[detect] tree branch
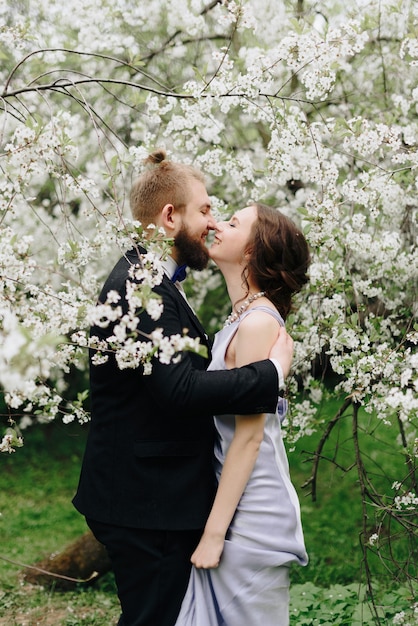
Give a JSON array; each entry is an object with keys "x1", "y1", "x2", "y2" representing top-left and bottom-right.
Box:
[{"x1": 301, "y1": 395, "x2": 353, "y2": 501}]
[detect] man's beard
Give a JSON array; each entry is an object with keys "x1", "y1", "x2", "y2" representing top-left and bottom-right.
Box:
[{"x1": 174, "y1": 224, "x2": 210, "y2": 271}]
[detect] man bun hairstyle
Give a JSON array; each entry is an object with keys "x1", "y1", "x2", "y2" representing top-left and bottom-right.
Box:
[
  {"x1": 143, "y1": 148, "x2": 168, "y2": 167},
  {"x1": 130, "y1": 149, "x2": 205, "y2": 226}
]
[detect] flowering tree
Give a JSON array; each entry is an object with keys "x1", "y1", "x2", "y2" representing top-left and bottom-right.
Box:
[{"x1": 1, "y1": 0, "x2": 417, "y2": 618}]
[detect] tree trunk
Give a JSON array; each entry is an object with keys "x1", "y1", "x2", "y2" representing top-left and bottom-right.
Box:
[{"x1": 22, "y1": 530, "x2": 111, "y2": 590}]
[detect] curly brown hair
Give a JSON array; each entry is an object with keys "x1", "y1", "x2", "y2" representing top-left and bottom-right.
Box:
[{"x1": 242, "y1": 203, "x2": 310, "y2": 320}]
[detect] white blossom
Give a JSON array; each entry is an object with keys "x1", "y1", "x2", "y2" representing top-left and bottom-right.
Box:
[
  {"x1": 0, "y1": 1, "x2": 416, "y2": 529},
  {"x1": 394, "y1": 491, "x2": 418, "y2": 511}
]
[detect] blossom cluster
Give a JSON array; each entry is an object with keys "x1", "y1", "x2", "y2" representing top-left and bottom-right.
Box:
[
  {"x1": 87, "y1": 254, "x2": 206, "y2": 374},
  {"x1": 0, "y1": 0, "x2": 416, "y2": 474}
]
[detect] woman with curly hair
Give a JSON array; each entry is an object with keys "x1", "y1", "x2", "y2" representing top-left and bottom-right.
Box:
[{"x1": 176, "y1": 203, "x2": 310, "y2": 626}]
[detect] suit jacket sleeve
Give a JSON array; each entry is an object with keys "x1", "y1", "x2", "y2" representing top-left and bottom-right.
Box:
[{"x1": 128, "y1": 276, "x2": 280, "y2": 416}]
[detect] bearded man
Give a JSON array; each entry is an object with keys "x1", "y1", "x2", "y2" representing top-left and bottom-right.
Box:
[{"x1": 73, "y1": 150, "x2": 292, "y2": 626}]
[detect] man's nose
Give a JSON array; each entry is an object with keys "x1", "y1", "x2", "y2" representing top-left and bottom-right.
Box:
[{"x1": 207, "y1": 212, "x2": 217, "y2": 230}]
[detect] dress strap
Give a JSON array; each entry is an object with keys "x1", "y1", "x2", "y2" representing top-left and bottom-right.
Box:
[{"x1": 240, "y1": 306, "x2": 285, "y2": 326}]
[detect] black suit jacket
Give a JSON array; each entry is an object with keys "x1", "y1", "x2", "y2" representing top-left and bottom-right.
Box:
[{"x1": 73, "y1": 248, "x2": 279, "y2": 530}]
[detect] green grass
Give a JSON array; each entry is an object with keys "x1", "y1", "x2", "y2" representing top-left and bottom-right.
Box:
[
  {"x1": 290, "y1": 426, "x2": 365, "y2": 588},
  {"x1": 289, "y1": 581, "x2": 417, "y2": 625},
  {"x1": 1, "y1": 422, "x2": 88, "y2": 568},
  {"x1": 288, "y1": 397, "x2": 415, "y2": 587},
  {"x1": 286, "y1": 397, "x2": 417, "y2": 624},
  {"x1": 0, "y1": 421, "x2": 121, "y2": 624},
  {"x1": 0, "y1": 404, "x2": 416, "y2": 625}
]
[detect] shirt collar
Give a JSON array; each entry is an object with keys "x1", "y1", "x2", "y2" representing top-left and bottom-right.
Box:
[{"x1": 161, "y1": 255, "x2": 178, "y2": 280}]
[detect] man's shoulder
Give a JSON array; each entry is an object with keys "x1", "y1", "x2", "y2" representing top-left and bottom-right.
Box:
[
  {"x1": 106, "y1": 247, "x2": 151, "y2": 279},
  {"x1": 100, "y1": 249, "x2": 173, "y2": 300},
  {"x1": 119, "y1": 246, "x2": 145, "y2": 265}
]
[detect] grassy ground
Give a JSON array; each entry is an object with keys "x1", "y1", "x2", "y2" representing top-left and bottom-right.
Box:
[
  {"x1": 0, "y1": 403, "x2": 416, "y2": 625},
  {"x1": 0, "y1": 421, "x2": 120, "y2": 625}
]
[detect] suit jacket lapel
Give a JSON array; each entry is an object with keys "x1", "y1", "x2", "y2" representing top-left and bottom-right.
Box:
[{"x1": 165, "y1": 275, "x2": 210, "y2": 348}]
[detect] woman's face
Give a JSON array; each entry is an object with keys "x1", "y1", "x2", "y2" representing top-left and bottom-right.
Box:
[{"x1": 209, "y1": 205, "x2": 257, "y2": 266}]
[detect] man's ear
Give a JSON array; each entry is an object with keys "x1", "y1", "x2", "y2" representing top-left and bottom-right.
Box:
[{"x1": 161, "y1": 204, "x2": 177, "y2": 234}]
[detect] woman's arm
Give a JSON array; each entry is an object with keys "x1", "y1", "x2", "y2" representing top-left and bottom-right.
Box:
[{"x1": 191, "y1": 311, "x2": 281, "y2": 569}]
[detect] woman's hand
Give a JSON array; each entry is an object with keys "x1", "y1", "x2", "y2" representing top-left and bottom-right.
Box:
[
  {"x1": 269, "y1": 326, "x2": 294, "y2": 379},
  {"x1": 190, "y1": 532, "x2": 224, "y2": 569}
]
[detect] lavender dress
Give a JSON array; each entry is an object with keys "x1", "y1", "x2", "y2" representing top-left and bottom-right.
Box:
[{"x1": 175, "y1": 307, "x2": 308, "y2": 626}]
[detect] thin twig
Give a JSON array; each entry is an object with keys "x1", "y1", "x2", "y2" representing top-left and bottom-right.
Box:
[
  {"x1": 0, "y1": 554, "x2": 98, "y2": 584},
  {"x1": 301, "y1": 395, "x2": 352, "y2": 501},
  {"x1": 352, "y1": 402, "x2": 381, "y2": 623}
]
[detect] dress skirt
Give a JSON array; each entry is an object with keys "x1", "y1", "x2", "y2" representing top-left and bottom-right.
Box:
[
  {"x1": 175, "y1": 307, "x2": 308, "y2": 626},
  {"x1": 176, "y1": 540, "x2": 291, "y2": 626}
]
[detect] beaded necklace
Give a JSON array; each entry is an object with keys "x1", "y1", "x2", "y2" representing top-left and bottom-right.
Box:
[{"x1": 224, "y1": 291, "x2": 265, "y2": 326}]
